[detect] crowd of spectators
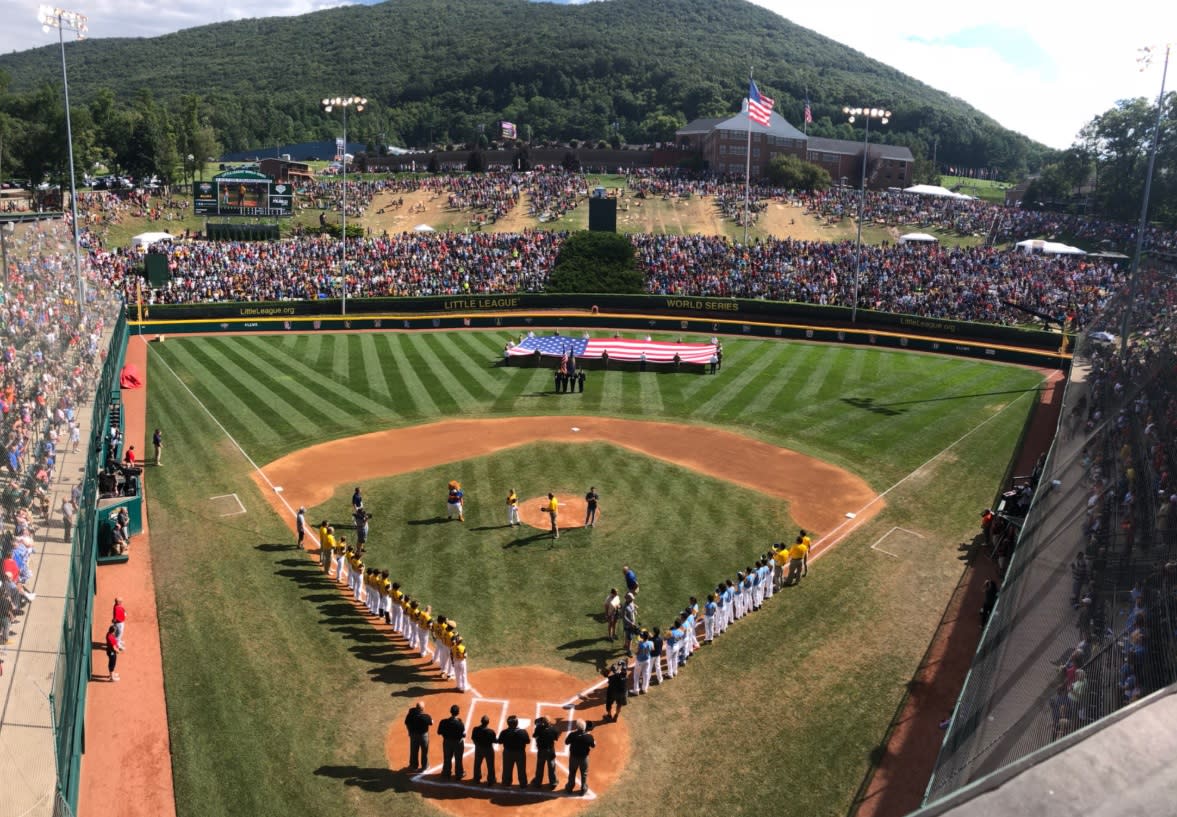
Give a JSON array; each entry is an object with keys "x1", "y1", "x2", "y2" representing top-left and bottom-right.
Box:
[{"x1": 1, "y1": 219, "x2": 119, "y2": 650}]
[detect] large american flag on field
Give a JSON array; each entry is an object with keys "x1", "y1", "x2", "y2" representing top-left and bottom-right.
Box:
[
  {"x1": 506, "y1": 335, "x2": 716, "y2": 364},
  {"x1": 748, "y1": 80, "x2": 774, "y2": 127}
]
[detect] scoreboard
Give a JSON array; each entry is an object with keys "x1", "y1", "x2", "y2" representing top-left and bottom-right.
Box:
[{"x1": 194, "y1": 170, "x2": 293, "y2": 217}]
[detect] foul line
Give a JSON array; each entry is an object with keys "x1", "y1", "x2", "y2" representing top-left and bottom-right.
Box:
[
  {"x1": 149, "y1": 344, "x2": 484, "y2": 696},
  {"x1": 870, "y1": 526, "x2": 926, "y2": 558},
  {"x1": 812, "y1": 388, "x2": 1036, "y2": 559}
]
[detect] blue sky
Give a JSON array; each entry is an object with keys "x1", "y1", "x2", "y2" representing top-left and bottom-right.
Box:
[{"x1": 3, "y1": 0, "x2": 1174, "y2": 150}]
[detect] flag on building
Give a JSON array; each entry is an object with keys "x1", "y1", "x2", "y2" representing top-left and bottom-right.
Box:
[
  {"x1": 804, "y1": 97, "x2": 813, "y2": 124},
  {"x1": 501, "y1": 121, "x2": 517, "y2": 140},
  {"x1": 748, "y1": 80, "x2": 774, "y2": 126}
]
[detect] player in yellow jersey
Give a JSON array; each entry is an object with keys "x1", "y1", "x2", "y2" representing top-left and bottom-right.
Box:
[
  {"x1": 546, "y1": 492, "x2": 560, "y2": 539},
  {"x1": 451, "y1": 635, "x2": 468, "y2": 692},
  {"x1": 334, "y1": 538, "x2": 348, "y2": 584},
  {"x1": 799, "y1": 529, "x2": 812, "y2": 577},
  {"x1": 418, "y1": 605, "x2": 433, "y2": 658},
  {"x1": 391, "y1": 584, "x2": 405, "y2": 633},
  {"x1": 506, "y1": 489, "x2": 520, "y2": 527},
  {"x1": 320, "y1": 522, "x2": 333, "y2": 572}
]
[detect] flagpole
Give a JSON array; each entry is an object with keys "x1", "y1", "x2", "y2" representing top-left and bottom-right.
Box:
[
  {"x1": 744, "y1": 67, "x2": 753, "y2": 246},
  {"x1": 804, "y1": 87, "x2": 809, "y2": 137}
]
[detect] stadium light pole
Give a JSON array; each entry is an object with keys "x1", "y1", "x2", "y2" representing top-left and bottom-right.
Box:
[
  {"x1": 39, "y1": 5, "x2": 88, "y2": 317},
  {"x1": 843, "y1": 106, "x2": 890, "y2": 323},
  {"x1": 1119, "y1": 44, "x2": 1170, "y2": 362},
  {"x1": 321, "y1": 96, "x2": 366, "y2": 316}
]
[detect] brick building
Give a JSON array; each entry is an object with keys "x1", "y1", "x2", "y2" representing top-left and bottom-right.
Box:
[{"x1": 677, "y1": 101, "x2": 913, "y2": 189}]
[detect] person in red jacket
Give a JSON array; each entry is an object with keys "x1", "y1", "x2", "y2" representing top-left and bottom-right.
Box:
[
  {"x1": 112, "y1": 597, "x2": 127, "y2": 649},
  {"x1": 104, "y1": 624, "x2": 123, "y2": 681}
]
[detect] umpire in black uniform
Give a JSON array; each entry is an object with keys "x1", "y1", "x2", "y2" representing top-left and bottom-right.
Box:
[
  {"x1": 404, "y1": 701, "x2": 433, "y2": 771},
  {"x1": 438, "y1": 704, "x2": 466, "y2": 778},
  {"x1": 531, "y1": 716, "x2": 559, "y2": 787},
  {"x1": 497, "y1": 714, "x2": 531, "y2": 788},
  {"x1": 471, "y1": 714, "x2": 498, "y2": 784}
]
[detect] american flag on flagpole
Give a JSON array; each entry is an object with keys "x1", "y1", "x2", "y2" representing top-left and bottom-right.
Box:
[
  {"x1": 748, "y1": 80, "x2": 774, "y2": 127},
  {"x1": 559, "y1": 347, "x2": 569, "y2": 374},
  {"x1": 804, "y1": 98, "x2": 813, "y2": 124}
]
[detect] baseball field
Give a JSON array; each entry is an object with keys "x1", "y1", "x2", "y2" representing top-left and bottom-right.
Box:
[{"x1": 138, "y1": 329, "x2": 1045, "y2": 817}]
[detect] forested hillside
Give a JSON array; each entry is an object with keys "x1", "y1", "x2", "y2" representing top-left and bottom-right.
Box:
[{"x1": 0, "y1": 0, "x2": 1045, "y2": 179}]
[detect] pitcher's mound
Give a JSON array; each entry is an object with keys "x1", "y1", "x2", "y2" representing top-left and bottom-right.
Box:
[
  {"x1": 388, "y1": 665, "x2": 630, "y2": 816},
  {"x1": 518, "y1": 495, "x2": 591, "y2": 531}
]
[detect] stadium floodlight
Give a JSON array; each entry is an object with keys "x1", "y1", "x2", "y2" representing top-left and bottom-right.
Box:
[
  {"x1": 1120, "y1": 43, "x2": 1170, "y2": 361},
  {"x1": 842, "y1": 105, "x2": 892, "y2": 323},
  {"x1": 39, "y1": 5, "x2": 88, "y2": 316},
  {"x1": 320, "y1": 95, "x2": 367, "y2": 315}
]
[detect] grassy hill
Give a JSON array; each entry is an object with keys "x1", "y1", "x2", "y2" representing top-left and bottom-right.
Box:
[{"x1": 0, "y1": 0, "x2": 1045, "y2": 174}]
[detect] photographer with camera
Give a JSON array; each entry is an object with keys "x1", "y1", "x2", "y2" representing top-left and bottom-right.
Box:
[{"x1": 603, "y1": 659, "x2": 628, "y2": 721}]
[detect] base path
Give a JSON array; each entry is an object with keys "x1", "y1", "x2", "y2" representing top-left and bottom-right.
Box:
[{"x1": 257, "y1": 416, "x2": 879, "y2": 537}]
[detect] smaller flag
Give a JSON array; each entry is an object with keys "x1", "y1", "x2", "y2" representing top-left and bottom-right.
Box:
[
  {"x1": 501, "y1": 121, "x2": 517, "y2": 140},
  {"x1": 804, "y1": 98, "x2": 813, "y2": 124},
  {"x1": 559, "y1": 348, "x2": 569, "y2": 375},
  {"x1": 748, "y1": 80, "x2": 774, "y2": 126}
]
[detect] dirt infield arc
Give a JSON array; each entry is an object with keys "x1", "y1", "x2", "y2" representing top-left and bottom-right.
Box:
[{"x1": 257, "y1": 416, "x2": 880, "y2": 537}]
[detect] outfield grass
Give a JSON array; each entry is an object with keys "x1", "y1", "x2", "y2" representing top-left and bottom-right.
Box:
[{"x1": 144, "y1": 332, "x2": 1043, "y2": 817}]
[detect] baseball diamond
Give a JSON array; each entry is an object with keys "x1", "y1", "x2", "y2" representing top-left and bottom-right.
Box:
[{"x1": 75, "y1": 324, "x2": 1050, "y2": 817}]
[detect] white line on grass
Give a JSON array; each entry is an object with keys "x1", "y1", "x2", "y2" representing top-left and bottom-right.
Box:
[
  {"x1": 813, "y1": 388, "x2": 1036, "y2": 559},
  {"x1": 869, "y1": 526, "x2": 925, "y2": 558},
  {"x1": 150, "y1": 345, "x2": 486, "y2": 694},
  {"x1": 209, "y1": 492, "x2": 247, "y2": 516}
]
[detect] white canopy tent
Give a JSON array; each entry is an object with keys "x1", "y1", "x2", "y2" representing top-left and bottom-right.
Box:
[
  {"x1": 903, "y1": 184, "x2": 975, "y2": 201},
  {"x1": 412, "y1": 224, "x2": 436, "y2": 232},
  {"x1": 129, "y1": 231, "x2": 174, "y2": 249},
  {"x1": 898, "y1": 232, "x2": 939, "y2": 244},
  {"x1": 1015, "y1": 239, "x2": 1086, "y2": 255}
]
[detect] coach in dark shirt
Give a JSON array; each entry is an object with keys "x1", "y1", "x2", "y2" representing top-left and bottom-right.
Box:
[
  {"x1": 437, "y1": 704, "x2": 466, "y2": 779},
  {"x1": 497, "y1": 715, "x2": 531, "y2": 788},
  {"x1": 564, "y1": 719, "x2": 596, "y2": 795},
  {"x1": 404, "y1": 701, "x2": 433, "y2": 771},
  {"x1": 470, "y1": 715, "x2": 498, "y2": 784}
]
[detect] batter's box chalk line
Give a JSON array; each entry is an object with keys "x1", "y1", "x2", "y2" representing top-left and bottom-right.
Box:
[
  {"x1": 208, "y1": 493, "x2": 247, "y2": 517},
  {"x1": 870, "y1": 526, "x2": 925, "y2": 558},
  {"x1": 411, "y1": 762, "x2": 595, "y2": 800}
]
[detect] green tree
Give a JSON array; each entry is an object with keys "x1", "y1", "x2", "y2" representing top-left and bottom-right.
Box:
[
  {"x1": 548, "y1": 231, "x2": 643, "y2": 294},
  {"x1": 765, "y1": 154, "x2": 830, "y2": 191}
]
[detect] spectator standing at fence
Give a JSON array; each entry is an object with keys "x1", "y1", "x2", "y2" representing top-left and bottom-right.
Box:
[
  {"x1": 1070, "y1": 552, "x2": 1089, "y2": 607},
  {"x1": 62, "y1": 497, "x2": 76, "y2": 542},
  {"x1": 112, "y1": 597, "x2": 127, "y2": 648},
  {"x1": 104, "y1": 624, "x2": 123, "y2": 681}
]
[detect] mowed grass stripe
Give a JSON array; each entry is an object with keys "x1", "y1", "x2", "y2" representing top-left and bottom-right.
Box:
[
  {"x1": 330, "y1": 335, "x2": 350, "y2": 384},
  {"x1": 161, "y1": 340, "x2": 287, "y2": 448},
  {"x1": 705, "y1": 342, "x2": 791, "y2": 423},
  {"x1": 206, "y1": 337, "x2": 348, "y2": 436},
  {"x1": 406, "y1": 334, "x2": 481, "y2": 410},
  {"x1": 235, "y1": 335, "x2": 394, "y2": 420},
  {"x1": 741, "y1": 343, "x2": 813, "y2": 417},
  {"x1": 433, "y1": 333, "x2": 501, "y2": 399},
  {"x1": 489, "y1": 360, "x2": 549, "y2": 412},
  {"x1": 691, "y1": 342, "x2": 789, "y2": 419},
  {"x1": 636, "y1": 369, "x2": 666, "y2": 413},
  {"x1": 382, "y1": 334, "x2": 441, "y2": 417},
  {"x1": 358, "y1": 334, "x2": 392, "y2": 402}
]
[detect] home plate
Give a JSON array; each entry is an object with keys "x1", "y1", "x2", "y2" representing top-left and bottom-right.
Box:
[{"x1": 571, "y1": 427, "x2": 581, "y2": 432}]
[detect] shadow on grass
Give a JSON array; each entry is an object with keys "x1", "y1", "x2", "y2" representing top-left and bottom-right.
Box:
[
  {"x1": 270, "y1": 557, "x2": 436, "y2": 689},
  {"x1": 253, "y1": 542, "x2": 297, "y2": 552},
  {"x1": 557, "y1": 635, "x2": 618, "y2": 667},
  {"x1": 314, "y1": 764, "x2": 411, "y2": 793},
  {"x1": 502, "y1": 531, "x2": 563, "y2": 549},
  {"x1": 408, "y1": 517, "x2": 453, "y2": 526},
  {"x1": 841, "y1": 397, "x2": 905, "y2": 417}
]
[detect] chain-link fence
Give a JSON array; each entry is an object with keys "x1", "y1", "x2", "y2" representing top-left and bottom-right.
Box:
[{"x1": 924, "y1": 256, "x2": 1177, "y2": 802}]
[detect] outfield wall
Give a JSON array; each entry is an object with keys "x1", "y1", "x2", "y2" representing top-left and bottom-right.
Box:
[
  {"x1": 52, "y1": 309, "x2": 129, "y2": 815},
  {"x1": 131, "y1": 295, "x2": 1072, "y2": 369}
]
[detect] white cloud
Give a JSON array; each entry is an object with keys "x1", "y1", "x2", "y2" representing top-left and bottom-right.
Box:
[
  {"x1": 752, "y1": 0, "x2": 1177, "y2": 149},
  {"x1": 3, "y1": 0, "x2": 1174, "y2": 150}
]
